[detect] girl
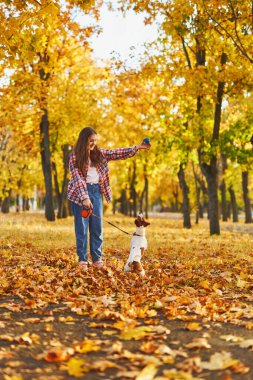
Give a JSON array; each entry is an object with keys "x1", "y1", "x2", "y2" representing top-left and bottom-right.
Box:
[{"x1": 67, "y1": 127, "x2": 150, "y2": 271}]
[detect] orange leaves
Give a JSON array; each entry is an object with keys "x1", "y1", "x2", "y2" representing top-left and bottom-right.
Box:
[
  {"x1": 73, "y1": 339, "x2": 101, "y2": 354},
  {"x1": 185, "y1": 323, "x2": 202, "y2": 331},
  {"x1": 1, "y1": 215, "x2": 253, "y2": 379},
  {"x1": 36, "y1": 347, "x2": 74, "y2": 363}
]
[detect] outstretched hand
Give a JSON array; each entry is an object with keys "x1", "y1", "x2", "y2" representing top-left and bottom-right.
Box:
[{"x1": 137, "y1": 139, "x2": 151, "y2": 150}]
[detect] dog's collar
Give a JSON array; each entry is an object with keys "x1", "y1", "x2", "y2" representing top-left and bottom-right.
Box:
[{"x1": 133, "y1": 232, "x2": 143, "y2": 237}]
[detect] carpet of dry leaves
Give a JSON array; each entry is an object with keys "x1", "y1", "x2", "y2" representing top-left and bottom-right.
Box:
[{"x1": 0, "y1": 212, "x2": 253, "y2": 380}]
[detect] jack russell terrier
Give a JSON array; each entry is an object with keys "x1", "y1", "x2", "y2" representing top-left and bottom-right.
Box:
[{"x1": 124, "y1": 213, "x2": 150, "y2": 276}]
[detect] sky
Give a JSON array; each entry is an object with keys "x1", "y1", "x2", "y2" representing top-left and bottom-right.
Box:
[{"x1": 75, "y1": 4, "x2": 160, "y2": 68}]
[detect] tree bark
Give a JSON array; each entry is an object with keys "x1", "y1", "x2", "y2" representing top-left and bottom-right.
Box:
[
  {"x1": 40, "y1": 110, "x2": 55, "y2": 221},
  {"x1": 172, "y1": 184, "x2": 179, "y2": 212},
  {"x1": 228, "y1": 186, "x2": 238, "y2": 222},
  {"x1": 119, "y1": 189, "x2": 128, "y2": 215},
  {"x1": 1, "y1": 194, "x2": 11, "y2": 213},
  {"x1": 145, "y1": 175, "x2": 148, "y2": 219},
  {"x1": 52, "y1": 161, "x2": 60, "y2": 209},
  {"x1": 58, "y1": 144, "x2": 71, "y2": 219},
  {"x1": 220, "y1": 154, "x2": 228, "y2": 221},
  {"x1": 140, "y1": 162, "x2": 149, "y2": 218},
  {"x1": 16, "y1": 195, "x2": 20, "y2": 212},
  {"x1": 178, "y1": 164, "x2": 191, "y2": 228},
  {"x1": 199, "y1": 52, "x2": 227, "y2": 235},
  {"x1": 39, "y1": 49, "x2": 55, "y2": 221},
  {"x1": 201, "y1": 158, "x2": 220, "y2": 234},
  {"x1": 130, "y1": 161, "x2": 137, "y2": 217},
  {"x1": 242, "y1": 171, "x2": 252, "y2": 223},
  {"x1": 192, "y1": 162, "x2": 201, "y2": 224}
]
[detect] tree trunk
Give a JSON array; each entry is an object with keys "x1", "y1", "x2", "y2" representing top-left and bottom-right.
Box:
[
  {"x1": 130, "y1": 161, "x2": 137, "y2": 217},
  {"x1": 201, "y1": 158, "x2": 220, "y2": 235},
  {"x1": 242, "y1": 171, "x2": 252, "y2": 223},
  {"x1": 200, "y1": 180, "x2": 208, "y2": 218},
  {"x1": 39, "y1": 50, "x2": 54, "y2": 221},
  {"x1": 199, "y1": 52, "x2": 227, "y2": 235},
  {"x1": 58, "y1": 144, "x2": 71, "y2": 218},
  {"x1": 16, "y1": 195, "x2": 20, "y2": 212},
  {"x1": 192, "y1": 162, "x2": 201, "y2": 224},
  {"x1": 228, "y1": 186, "x2": 238, "y2": 222},
  {"x1": 40, "y1": 110, "x2": 55, "y2": 221},
  {"x1": 140, "y1": 162, "x2": 149, "y2": 218},
  {"x1": 145, "y1": 175, "x2": 148, "y2": 219},
  {"x1": 1, "y1": 194, "x2": 11, "y2": 213},
  {"x1": 178, "y1": 164, "x2": 191, "y2": 228},
  {"x1": 119, "y1": 189, "x2": 128, "y2": 215},
  {"x1": 52, "y1": 161, "x2": 60, "y2": 207},
  {"x1": 171, "y1": 184, "x2": 180, "y2": 212},
  {"x1": 139, "y1": 185, "x2": 145, "y2": 214},
  {"x1": 220, "y1": 154, "x2": 228, "y2": 221}
]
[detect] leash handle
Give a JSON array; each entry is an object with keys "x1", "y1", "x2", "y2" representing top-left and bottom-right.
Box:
[
  {"x1": 81, "y1": 205, "x2": 93, "y2": 218},
  {"x1": 81, "y1": 206, "x2": 141, "y2": 236}
]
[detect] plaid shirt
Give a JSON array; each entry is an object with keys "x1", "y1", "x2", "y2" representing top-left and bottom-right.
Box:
[{"x1": 67, "y1": 146, "x2": 138, "y2": 205}]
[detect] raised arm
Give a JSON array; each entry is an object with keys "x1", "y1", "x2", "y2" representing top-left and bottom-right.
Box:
[
  {"x1": 100, "y1": 146, "x2": 138, "y2": 161},
  {"x1": 100, "y1": 140, "x2": 151, "y2": 162}
]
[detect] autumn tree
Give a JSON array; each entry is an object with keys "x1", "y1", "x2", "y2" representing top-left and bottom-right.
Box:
[
  {"x1": 1, "y1": 0, "x2": 105, "y2": 220},
  {"x1": 120, "y1": 0, "x2": 253, "y2": 234}
]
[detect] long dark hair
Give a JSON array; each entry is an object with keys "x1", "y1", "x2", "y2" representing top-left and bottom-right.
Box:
[{"x1": 74, "y1": 127, "x2": 101, "y2": 174}]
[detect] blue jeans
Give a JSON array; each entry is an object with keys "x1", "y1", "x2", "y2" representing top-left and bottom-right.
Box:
[{"x1": 71, "y1": 184, "x2": 103, "y2": 263}]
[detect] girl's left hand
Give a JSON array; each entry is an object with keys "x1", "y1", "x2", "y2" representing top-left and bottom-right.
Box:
[{"x1": 137, "y1": 140, "x2": 151, "y2": 150}]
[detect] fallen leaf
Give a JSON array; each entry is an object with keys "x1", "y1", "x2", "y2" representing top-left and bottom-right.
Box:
[
  {"x1": 220, "y1": 335, "x2": 244, "y2": 343},
  {"x1": 199, "y1": 351, "x2": 238, "y2": 370},
  {"x1": 185, "y1": 322, "x2": 202, "y2": 331},
  {"x1": 36, "y1": 348, "x2": 74, "y2": 362},
  {"x1": 239, "y1": 339, "x2": 253, "y2": 348},
  {"x1": 185, "y1": 338, "x2": 211, "y2": 349},
  {"x1": 73, "y1": 339, "x2": 101, "y2": 353},
  {"x1": 199, "y1": 280, "x2": 211, "y2": 289},
  {"x1": 67, "y1": 358, "x2": 87, "y2": 377},
  {"x1": 91, "y1": 359, "x2": 118, "y2": 371},
  {"x1": 120, "y1": 326, "x2": 152, "y2": 340},
  {"x1": 136, "y1": 364, "x2": 158, "y2": 380}
]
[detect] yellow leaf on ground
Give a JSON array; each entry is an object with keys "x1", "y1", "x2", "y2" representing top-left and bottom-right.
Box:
[
  {"x1": 73, "y1": 339, "x2": 101, "y2": 353},
  {"x1": 161, "y1": 369, "x2": 203, "y2": 379},
  {"x1": 236, "y1": 278, "x2": 247, "y2": 288},
  {"x1": 220, "y1": 335, "x2": 244, "y2": 343},
  {"x1": 91, "y1": 360, "x2": 118, "y2": 371},
  {"x1": 67, "y1": 358, "x2": 87, "y2": 377},
  {"x1": 185, "y1": 323, "x2": 202, "y2": 331},
  {"x1": 102, "y1": 330, "x2": 117, "y2": 335},
  {"x1": 239, "y1": 339, "x2": 253, "y2": 348},
  {"x1": 185, "y1": 338, "x2": 211, "y2": 349},
  {"x1": 59, "y1": 316, "x2": 75, "y2": 322},
  {"x1": 199, "y1": 351, "x2": 238, "y2": 370},
  {"x1": 136, "y1": 364, "x2": 158, "y2": 380},
  {"x1": 120, "y1": 326, "x2": 152, "y2": 340},
  {"x1": 198, "y1": 280, "x2": 210, "y2": 289}
]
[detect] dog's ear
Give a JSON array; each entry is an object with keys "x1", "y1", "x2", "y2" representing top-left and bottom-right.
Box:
[
  {"x1": 143, "y1": 220, "x2": 150, "y2": 227},
  {"x1": 135, "y1": 218, "x2": 142, "y2": 227}
]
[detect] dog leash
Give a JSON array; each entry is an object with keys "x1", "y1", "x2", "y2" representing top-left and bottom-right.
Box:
[
  {"x1": 81, "y1": 207, "x2": 141, "y2": 236},
  {"x1": 92, "y1": 212, "x2": 135, "y2": 236}
]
